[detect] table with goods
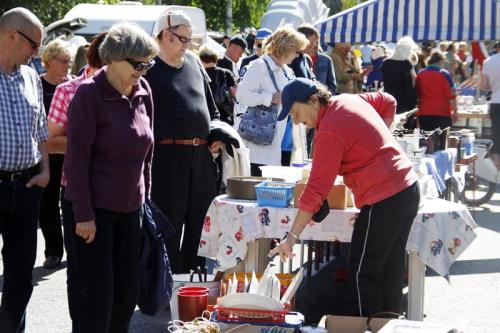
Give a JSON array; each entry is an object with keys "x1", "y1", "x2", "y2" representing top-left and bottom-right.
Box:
[{"x1": 196, "y1": 130, "x2": 478, "y2": 328}]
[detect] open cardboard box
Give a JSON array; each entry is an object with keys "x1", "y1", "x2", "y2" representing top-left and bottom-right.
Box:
[
  {"x1": 325, "y1": 315, "x2": 393, "y2": 333},
  {"x1": 294, "y1": 181, "x2": 348, "y2": 209},
  {"x1": 325, "y1": 316, "x2": 456, "y2": 333}
]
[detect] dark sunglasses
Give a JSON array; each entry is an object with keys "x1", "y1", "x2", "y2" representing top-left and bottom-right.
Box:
[
  {"x1": 17, "y1": 30, "x2": 40, "y2": 50},
  {"x1": 125, "y1": 58, "x2": 155, "y2": 71},
  {"x1": 256, "y1": 43, "x2": 263, "y2": 48},
  {"x1": 170, "y1": 31, "x2": 192, "y2": 44}
]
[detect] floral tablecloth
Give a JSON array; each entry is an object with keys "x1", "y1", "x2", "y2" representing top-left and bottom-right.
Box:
[{"x1": 198, "y1": 196, "x2": 477, "y2": 278}]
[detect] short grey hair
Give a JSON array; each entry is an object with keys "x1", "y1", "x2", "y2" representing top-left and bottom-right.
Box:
[
  {"x1": 99, "y1": 22, "x2": 159, "y2": 64},
  {"x1": 198, "y1": 45, "x2": 218, "y2": 63}
]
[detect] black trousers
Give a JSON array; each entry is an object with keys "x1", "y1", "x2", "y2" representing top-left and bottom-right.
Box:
[
  {"x1": 152, "y1": 144, "x2": 217, "y2": 274},
  {"x1": 61, "y1": 187, "x2": 81, "y2": 333},
  {"x1": 348, "y1": 182, "x2": 419, "y2": 317},
  {"x1": 0, "y1": 180, "x2": 43, "y2": 333},
  {"x1": 39, "y1": 154, "x2": 64, "y2": 258},
  {"x1": 489, "y1": 104, "x2": 500, "y2": 154},
  {"x1": 75, "y1": 207, "x2": 142, "y2": 333},
  {"x1": 418, "y1": 115, "x2": 452, "y2": 131}
]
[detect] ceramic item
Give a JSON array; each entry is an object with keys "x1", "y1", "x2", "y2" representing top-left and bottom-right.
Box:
[{"x1": 219, "y1": 293, "x2": 284, "y2": 311}]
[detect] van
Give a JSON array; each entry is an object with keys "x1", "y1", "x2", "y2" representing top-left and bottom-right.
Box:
[{"x1": 63, "y1": 1, "x2": 207, "y2": 41}]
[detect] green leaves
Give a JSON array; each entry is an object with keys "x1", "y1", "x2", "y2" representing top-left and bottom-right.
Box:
[{"x1": 1, "y1": 0, "x2": 270, "y2": 32}]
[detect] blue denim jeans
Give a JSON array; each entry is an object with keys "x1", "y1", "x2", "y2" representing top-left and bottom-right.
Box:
[{"x1": 0, "y1": 180, "x2": 43, "y2": 333}]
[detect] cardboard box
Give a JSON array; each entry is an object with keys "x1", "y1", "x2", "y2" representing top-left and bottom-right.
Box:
[
  {"x1": 326, "y1": 315, "x2": 392, "y2": 333},
  {"x1": 294, "y1": 181, "x2": 347, "y2": 209},
  {"x1": 378, "y1": 319, "x2": 455, "y2": 332}
]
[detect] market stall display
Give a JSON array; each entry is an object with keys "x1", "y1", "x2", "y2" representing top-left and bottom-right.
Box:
[{"x1": 198, "y1": 192, "x2": 477, "y2": 321}]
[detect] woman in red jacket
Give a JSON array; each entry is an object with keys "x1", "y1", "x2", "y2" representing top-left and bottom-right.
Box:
[
  {"x1": 270, "y1": 78, "x2": 420, "y2": 317},
  {"x1": 416, "y1": 51, "x2": 457, "y2": 131}
]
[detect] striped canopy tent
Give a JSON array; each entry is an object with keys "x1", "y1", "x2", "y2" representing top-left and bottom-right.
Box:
[{"x1": 316, "y1": 0, "x2": 500, "y2": 46}]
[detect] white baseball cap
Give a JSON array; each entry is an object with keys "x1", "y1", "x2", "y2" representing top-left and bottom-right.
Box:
[{"x1": 154, "y1": 10, "x2": 192, "y2": 37}]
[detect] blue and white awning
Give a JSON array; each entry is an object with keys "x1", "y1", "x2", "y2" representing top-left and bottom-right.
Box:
[{"x1": 316, "y1": 0, "x2": 500, "y2": 45}]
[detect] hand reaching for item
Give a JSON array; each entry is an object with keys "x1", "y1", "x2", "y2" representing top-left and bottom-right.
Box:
[{"x1": 268, "y1": 236, "x2": 296, "y2": 263}]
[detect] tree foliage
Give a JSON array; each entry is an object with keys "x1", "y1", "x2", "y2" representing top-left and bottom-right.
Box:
[
  {"x1": 0, "y1": 1, "x2": 156, "y2": 26},
  {"x1": 324, "y1": 0, "x2": 367, "y2": 14},
  {"x1": 1, "y1": 0, "x2": 269, "y2": 33}
]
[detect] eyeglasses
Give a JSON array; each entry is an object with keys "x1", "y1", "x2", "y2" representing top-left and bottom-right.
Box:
[
  {"x1": 16, "y1": 30, "x2": 40, "y2": 50},
  {"x1": 170, "y1": 31, "x2": 192, "y2": 44},
  {"x1": 256, "y1": 43, "x2": 263, "y2": 48},
  {"x1": 54, "y1": 57, "x2": 72, "y2": 66},
  {"x1": 125, "y1": 58, "x2": 156, "y2": 71}
]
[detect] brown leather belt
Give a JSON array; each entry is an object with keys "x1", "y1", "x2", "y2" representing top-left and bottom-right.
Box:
[{"x1": 159, "y1": 138, "x2": 208, "y2": 146}]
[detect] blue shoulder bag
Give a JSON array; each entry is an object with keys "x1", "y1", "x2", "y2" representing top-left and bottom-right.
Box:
[{"x1": 237, "y1": 58, "x2": 281, "y2": 145}]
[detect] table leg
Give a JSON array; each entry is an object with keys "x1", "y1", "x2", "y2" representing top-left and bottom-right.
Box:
[
  {"x1": 300, "y1": 240, "x2": 305, "y2": 267},
  {"x1": 307, "y1": 240, "x2": 313, "y2": 277},
  {"x1": 407, "y1": 250, "x2": 425, "y2": 321},
  {"x1": 314, "y1": 241, "x2": 321, "y2": 271},
  {"x1": 245, "y1": 239, "x2": 271, "y2": 272}
]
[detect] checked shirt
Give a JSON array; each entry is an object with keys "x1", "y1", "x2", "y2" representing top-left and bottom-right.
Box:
[
  {"x1": 0, "y1": 65, "x2": 48, "y2": 171},
  {"x1": 47, "y1": 70, "x2": 88, "y2": 186}
]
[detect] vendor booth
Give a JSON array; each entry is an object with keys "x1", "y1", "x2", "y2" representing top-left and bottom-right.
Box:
[{"x1": 316, "y1": 0, "x2": 500, "y2": 45}]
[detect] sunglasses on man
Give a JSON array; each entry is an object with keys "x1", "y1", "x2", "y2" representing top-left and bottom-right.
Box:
[
  {"x1": 17, "y1": 30, "x2": 40, "y2": 50},
  {"x1": 125, "y1": 58, "x2": 156, "y2": 71}
]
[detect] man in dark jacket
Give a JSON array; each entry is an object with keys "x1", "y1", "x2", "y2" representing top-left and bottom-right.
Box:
[
  {"x1": 239, "y1": 28, "x2": 272, "y2": 78},
  {"x1": 297, "y1": 24, "x2": 337, "y2": 94},
  {"x1": 145, "y1": 10, "x2": 221, "y2": 274},
  {"x1": 217, "y1": 36, "x2": 247, "y2": 79}
]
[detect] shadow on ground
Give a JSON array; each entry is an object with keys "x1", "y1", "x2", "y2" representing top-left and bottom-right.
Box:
[
  {"x1": 294, "y1": 258, "x2": 354, "y2": 325},
  {"x1": 0, "y1": 261, "x2": 67, "y2": 290},
  {"x1": 130, "y1": 307, "x2": 170, "y2": 332}
]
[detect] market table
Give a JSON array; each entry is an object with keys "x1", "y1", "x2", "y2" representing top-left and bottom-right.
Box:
[
  {"x1": 456, "y1": 104, "x2": 489, "y2": 121},
  {"x1": 198, "y1": 195, "x2": 477, "y2": 321},
  {"x1": 455, "y1": 104, "x2": 490, "y2": 137}
]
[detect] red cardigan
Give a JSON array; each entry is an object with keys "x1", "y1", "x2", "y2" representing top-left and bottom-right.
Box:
[
  {"x1": 416, "y1": 65, "x2": 455, "y2": 117},
  {"x1": 299, "y1": 94, "x2": 417, "y2": 212}
]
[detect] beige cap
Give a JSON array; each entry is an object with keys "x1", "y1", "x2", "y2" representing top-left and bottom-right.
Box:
[{"x1": 154, "y1": 10, "x2": 191, "y2": 36}]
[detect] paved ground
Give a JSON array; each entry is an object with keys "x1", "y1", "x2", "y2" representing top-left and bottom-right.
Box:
[{"x1": 1, "y1": 187, "x2": 500, "y2": 332}]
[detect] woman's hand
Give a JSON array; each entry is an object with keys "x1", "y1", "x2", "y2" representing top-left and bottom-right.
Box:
[
  {"x1": 76, "y1": 220, "x2": 96, "y2": 244},
  {"x1": 271, "y1": 92, "x2": 282, "y2": 105},
  {"x1": 268, "y1": 236, "x2": 296, "y2": 263},
  {"x1": 209, "y1": 141, "x2": 223, "y2": 154}
]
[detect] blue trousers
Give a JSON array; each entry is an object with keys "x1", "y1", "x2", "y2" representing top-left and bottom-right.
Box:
[{"x1": 0, "y1": 180, "x2": 43, "y2": 333}]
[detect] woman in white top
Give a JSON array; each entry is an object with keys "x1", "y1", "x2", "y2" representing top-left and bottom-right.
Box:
[{"x1": 236, "y1": 26, "x2": 308, "y2": 175}]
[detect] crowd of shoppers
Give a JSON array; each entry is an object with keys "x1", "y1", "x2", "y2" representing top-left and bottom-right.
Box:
[{"x1": 2, "y1": 4, "x2": 500, "y2": 332}]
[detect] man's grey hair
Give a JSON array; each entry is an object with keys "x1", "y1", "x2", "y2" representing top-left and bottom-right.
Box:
[{"x1": 99, "y1": 22, "x2": 159, "y2": 64}]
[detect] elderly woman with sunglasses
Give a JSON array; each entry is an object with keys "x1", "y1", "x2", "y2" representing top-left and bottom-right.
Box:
[{"x1": 63, "y1": 22, "x2": 158, "y2": 332}]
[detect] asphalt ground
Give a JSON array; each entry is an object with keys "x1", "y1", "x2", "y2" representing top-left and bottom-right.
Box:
[{"x1": 1, "y1": 186, "x2": 500, "y2": 332}]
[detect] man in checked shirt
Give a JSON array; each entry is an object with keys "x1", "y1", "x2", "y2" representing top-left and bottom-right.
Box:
[{"x1": 0, "y1": 8, "x2": 49, "y2": 333}]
